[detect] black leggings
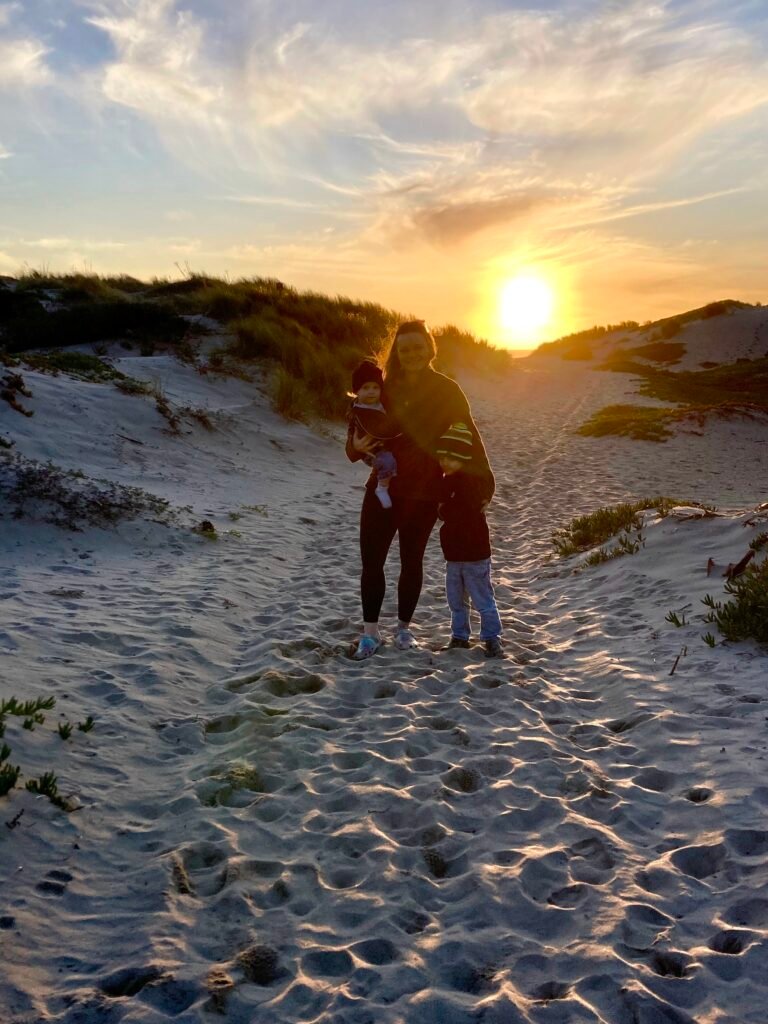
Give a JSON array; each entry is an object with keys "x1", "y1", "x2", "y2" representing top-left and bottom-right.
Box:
[{"x1": 359, "y1": 487, "x2": 438, "y2": 624}]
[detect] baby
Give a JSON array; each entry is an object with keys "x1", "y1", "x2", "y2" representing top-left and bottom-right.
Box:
[
  {"x1": 437, "y1": 421, "x2": 504, "y2": 657},
  {"x1": 348, "y1": 360, "x2": 400, "y2": 508}
]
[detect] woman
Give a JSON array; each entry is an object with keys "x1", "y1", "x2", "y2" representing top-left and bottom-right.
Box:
[{"x1": 346, "y1": 320, "x2": 495, "y2": 659}]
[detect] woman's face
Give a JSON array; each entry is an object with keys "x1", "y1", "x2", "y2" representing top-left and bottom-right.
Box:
[{"x1": 396, "y1": 332, "x2": 431, "y2": 375}]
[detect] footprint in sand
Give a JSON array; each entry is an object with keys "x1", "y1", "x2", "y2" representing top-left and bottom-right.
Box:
[
  {"x1": 620, "y1": 903, "x2": 675, "y2": 950},
  {"x1": 531, "y1": 980, "x2": 572, "y2": 1002},
  {"x1": 684, "y1": 786, "x2": 713, "y2": 803},
  {"x1": 35, "y1": 869, "x2": 73, "y2": 897},
  {"x1": 567, "y1": 835, "x2": 616, "y2": 884},
  {"x1": 633, "y1": 767, "x2": 676, "y2": 793},
  {"x1": 708, "y1": 929, "x2": 756, "y2": 955},
  {"x1": 724, "y1": 828, "x2": 768, "y2": 858},
  {"x1": 170, "y1": 842, "x2": 229, "y2": 897},
  {"x1": 669, "y1": 842, "x2": 729, "y2": 880},
  {"x1": 547, "y1": 883, "x2": 589, "y2": 908},
  {"x1": 647, "y1": 950, "x2": 695, "y2": 978},
  {"x1": 723, "y1": 896, "x2": 768, "y2": 928}
]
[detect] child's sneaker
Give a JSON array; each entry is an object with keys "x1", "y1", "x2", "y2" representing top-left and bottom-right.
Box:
[
  {"x1": 353, "y1": 635, "x2": 381, "y2": 660},
  {"x1": 447, "y1": 637, "x2": 471, "y2": 649},
  {"x1": 375, "y1": 485, "x2": 392, "y2": 509},
  {"x1": 394, "y1": 627, "x2": 417, "y2": 650},
  {"x1": 484, "y1": 637, "x2": 505, "y2": 658}
]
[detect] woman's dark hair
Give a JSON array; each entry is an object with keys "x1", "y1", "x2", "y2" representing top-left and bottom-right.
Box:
[{"x1": 384, "y1": 320, "x2": 437, "y2": 381}]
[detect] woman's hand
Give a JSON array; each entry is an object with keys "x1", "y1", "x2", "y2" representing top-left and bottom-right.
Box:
[{"x1": 352, "y1": 429, "x2": 378, "y2": 456}]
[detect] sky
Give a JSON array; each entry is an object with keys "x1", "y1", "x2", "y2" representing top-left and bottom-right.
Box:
[{"x1": 1, "y1": 0, "x2": 767, "y2": 347}]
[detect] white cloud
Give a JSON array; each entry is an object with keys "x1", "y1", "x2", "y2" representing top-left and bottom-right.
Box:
[
  {"x1": 85, "y1": 0, "x2": 222, "y2": 122},
  {"x1": 22, "y1": 237, "x2": 126, "y2": 251},
  {"x1": 0, "y1": 37, "x2": 52, "y2": 87},
  {"x1": 77, "y1": 0, "x2": 768, "y2": 257}
]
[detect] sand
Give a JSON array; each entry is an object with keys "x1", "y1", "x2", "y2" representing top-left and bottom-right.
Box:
[{"x1": 1, "y1": 323, "x2": 767, "y2": 1023}]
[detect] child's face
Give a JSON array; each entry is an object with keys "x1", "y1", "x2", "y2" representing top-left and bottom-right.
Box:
[
  {"x1": 439, "y1": 454, "x2": 464, "y2": 475},
  {"x1": 357, "y1": 381, "x2": 381, "y2": 404}
]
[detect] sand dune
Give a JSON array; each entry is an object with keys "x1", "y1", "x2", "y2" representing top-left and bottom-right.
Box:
[{"x1": 1, "y1": 338, "x2": 767, "y2": 1023}]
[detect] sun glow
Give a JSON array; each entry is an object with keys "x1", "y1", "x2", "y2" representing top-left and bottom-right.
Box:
[{"x1": 499, "y1": 273, "x2": 555, "y2": 344}]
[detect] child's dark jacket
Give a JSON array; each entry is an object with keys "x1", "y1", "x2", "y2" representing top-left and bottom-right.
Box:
[
  {"x1": 348, "y1": 402, "x2": 400, "y2": 445},
  {"x1": 438, "y1": 470, "x2": 491, "y2": 562}
]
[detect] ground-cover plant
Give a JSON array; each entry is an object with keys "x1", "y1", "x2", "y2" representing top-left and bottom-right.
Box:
[
  {"x1": 623, "y1": 340, "x2": 686, "y2": 364},
  {"x1": 582, "y1": 348, "x2": 768, "y2": 442},
  {"x1": 665, "y1": 610, "x2": 687, "y2": 627},
  {"x1": 22, "y1": 350, "x2": 125, "y2": 382},
  {"x1": 0, "y1": 763, "x2": 21, "y2": 796},
  {"x1": 25, "y1": 771, "x2": 67, "y2": 809},
  {"x1": 581, "y1": 531, "x2": 644, "y2": 567},
  {"x1": 576, "y1": 404, "x2": 680, "y2": 442},
  {"x1": 702, "y1": 558, "x2": 768, "y2": 644},
  {"x1": 552, "y1": 497, "x2": 682, "y2": 557},
  {"x1": 0, "y1": 450, "x2": 177, "y2": 529},
  {"x1": 0, "y1": 695, "x2": 94, "y2": 807}
]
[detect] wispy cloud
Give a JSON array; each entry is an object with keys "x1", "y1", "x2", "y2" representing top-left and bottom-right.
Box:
[
  {"x1": 0, "y1": 37, "x2": 52, "y2": 87},
  {"x1": 22, "y1": 237, "x2": 126, "y2": 251},
  {"x1": 2, "y1": 0, "x2": 767, "y2": 332},
  {"x1": 84, "y1": 0, "x2": 221, "y2": 122}
]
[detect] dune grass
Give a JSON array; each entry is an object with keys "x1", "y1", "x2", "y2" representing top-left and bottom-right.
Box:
[
  {"x1": 624, "y1": 340, "x2": 686, "y2": 364},
  {"x1": 2, "y1": 271, "x2": 513, "y2": 422}
]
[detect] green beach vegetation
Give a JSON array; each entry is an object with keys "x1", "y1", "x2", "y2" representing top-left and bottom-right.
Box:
[{"x1": 1, "y1": 271, "x2": 512, "y2": 422}]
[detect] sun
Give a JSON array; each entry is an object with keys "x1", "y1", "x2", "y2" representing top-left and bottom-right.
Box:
[{"x1": 499, "y1": 273, "x2": 555, "y2": 342}]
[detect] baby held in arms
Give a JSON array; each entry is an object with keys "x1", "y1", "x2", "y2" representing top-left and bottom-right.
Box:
[{"x1": 347, "y1": 360, "x2": 401, "y2": 508}]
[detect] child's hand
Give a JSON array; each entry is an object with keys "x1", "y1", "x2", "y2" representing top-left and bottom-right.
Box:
[{"x1": 352, "y1": 429, "x2": 378, "y2": 455}]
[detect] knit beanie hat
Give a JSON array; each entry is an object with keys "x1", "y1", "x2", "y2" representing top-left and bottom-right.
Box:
[
  {"x1": 436, "y1": 421, "x2": 473, "y2": 461},
  {"x1": 351, "y1": 360, "x2": 383, "y2": 394}
]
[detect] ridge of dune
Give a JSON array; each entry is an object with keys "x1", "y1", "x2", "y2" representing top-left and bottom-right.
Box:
[{"x1": 1, "y1": 334, "x2": 767, "y2": 1023}]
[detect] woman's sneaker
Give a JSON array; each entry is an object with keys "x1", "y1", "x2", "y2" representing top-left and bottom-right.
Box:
[
  {"x1": 394, "y1": 627, "x2": 418, "y2": 650},
  {"x1": 447, "y1": 637, "x2": 471, "y2": 649},
  {"x1": 353, "y1": 635, "x2": 381, "y2": 660},
  {"x1": 484, "y1": 637, "x2": 505, "y2": 658}
]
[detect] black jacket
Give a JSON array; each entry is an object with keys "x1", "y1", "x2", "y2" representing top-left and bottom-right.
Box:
[
  {"x1": 438, "y1": 470, "x2": 491, "y2": 561},
  {"x1": 346, "y1": 369, "x2": 495, "y2": 503},
  {"x1": 348, "y1": 402, "x2": 400, "y2": 446}
]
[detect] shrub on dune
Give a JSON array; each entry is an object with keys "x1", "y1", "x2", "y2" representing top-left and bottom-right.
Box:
[
  {"x1": 704, "y1": 559, "x2": 768, "y2": 644},
  {"x1": 552, "y1": 497, "x2": 687, "y2": 557}
]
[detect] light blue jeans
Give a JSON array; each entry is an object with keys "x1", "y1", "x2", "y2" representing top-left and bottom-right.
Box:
[{"x1": 445, "y1": 558, "x2": 502, "y2": 641}]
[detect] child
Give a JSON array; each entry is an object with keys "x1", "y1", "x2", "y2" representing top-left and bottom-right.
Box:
[
  {"x1": 436, "y1": 422, "x2": 504, "y2": 657},
  {"x1": 348, "y1": 360, "x2": 400, "y2": 508}
]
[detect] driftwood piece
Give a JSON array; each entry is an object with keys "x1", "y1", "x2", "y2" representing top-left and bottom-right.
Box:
[{"x1": 724, "y1": 549, "x2": 755, "y2": 580}]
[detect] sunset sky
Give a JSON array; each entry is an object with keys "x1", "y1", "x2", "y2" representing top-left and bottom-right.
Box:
[{"x1": 1, "y1": 0, "x2": 767, "y2": 347}]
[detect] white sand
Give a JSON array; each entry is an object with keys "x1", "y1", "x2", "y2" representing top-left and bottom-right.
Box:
[{"x1": 1, "y1": 328, "x2": 767, "y2": 1024}]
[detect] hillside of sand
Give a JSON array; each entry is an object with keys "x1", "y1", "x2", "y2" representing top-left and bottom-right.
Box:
[{"x1": 1, "y1": 304, "x2": 767, "y2": 1024}]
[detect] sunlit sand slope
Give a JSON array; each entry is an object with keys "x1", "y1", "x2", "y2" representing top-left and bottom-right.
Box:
[{"x1": 1, "y1": 349, "x2": 767, "y2": 1024}]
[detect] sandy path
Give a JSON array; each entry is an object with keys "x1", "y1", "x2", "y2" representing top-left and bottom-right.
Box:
[
  {"x1": 147, "y1": 365, "x2": 766, "y2": 1022},
  {"x1": 2, "y1": 360, "x2": 767, "y2": 1023}
]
